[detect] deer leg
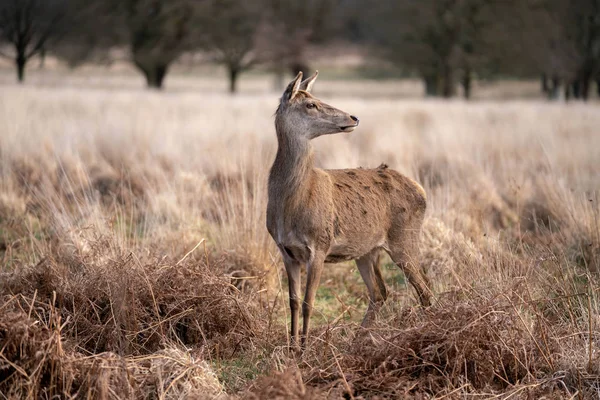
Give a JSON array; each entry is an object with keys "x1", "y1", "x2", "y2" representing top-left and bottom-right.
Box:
[
  {"x1": 389, "y1": 231, "x2": 432, "y2": 307},
  {"x1": 356, "y1": 250, "x2": 387, "y2": 327},
  {"x1": 372, "y1": 253, "x2": 388, "y2": 303},
  {"x1": 284, "y1": 259, "x2": 302, "y2": 348},
  {"x1": 301, "y1": 253, "x2": 325, "y2": 348},
  {"x1": 390, "y1": 251, "x2": 432, "y2": 306}
]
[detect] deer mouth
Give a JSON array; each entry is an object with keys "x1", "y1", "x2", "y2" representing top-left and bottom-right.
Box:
[{"x1": 339, "y1": 122, "x2": 359, "y2": 132}]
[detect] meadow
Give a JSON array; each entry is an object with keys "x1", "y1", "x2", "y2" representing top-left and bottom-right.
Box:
[{"x1": 0, "y1": 71, "x2": 599, "y2": 399}]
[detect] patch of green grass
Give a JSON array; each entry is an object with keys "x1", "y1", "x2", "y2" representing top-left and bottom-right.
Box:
[
  {"x1": 213, "y1": 354, "x2": 267, "y2": 393},
  {"x1": 381, "y1": 257, "x2": 407, "y2": 289},
  {"x1": 312, "y1": 263, "x2": 367, "y2": 326},
  {"x1": 277, "y1": 257, "x2": 413, "y2": 329}
]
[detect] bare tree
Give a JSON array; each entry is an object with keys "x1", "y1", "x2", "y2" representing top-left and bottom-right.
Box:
[
  {"x1": 196, "y1": 0, "x2": 263, "y2": 93},
  {"x1": 0, "y1": 0, "x2": 67, "y2": 82}
]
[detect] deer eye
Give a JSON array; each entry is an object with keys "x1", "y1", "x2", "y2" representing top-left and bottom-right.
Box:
[{"x1": 306, "y1": 103, "x2": 316, "y2": 109}]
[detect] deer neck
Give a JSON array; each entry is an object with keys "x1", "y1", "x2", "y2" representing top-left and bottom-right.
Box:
[{"x1": 269, "y1": 125, "x2": 315, "y2": 203}]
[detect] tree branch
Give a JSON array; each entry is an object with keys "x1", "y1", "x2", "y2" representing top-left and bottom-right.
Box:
[
  {"x1": 0, "y1": 49, "x2": 13, "y2": 59},
  {"x1": 25, "y1": 10, "x2": 66, "y2": 59}
]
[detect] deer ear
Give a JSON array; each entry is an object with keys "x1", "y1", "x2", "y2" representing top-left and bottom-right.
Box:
[
  {"x1": 299, "y1": 70, "x2": 318, "y2": 92},
  {"x1": 282, "y1": 71, "x2": 303, "y2": 102}
]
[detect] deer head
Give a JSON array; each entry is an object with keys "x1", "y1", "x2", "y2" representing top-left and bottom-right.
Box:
[{"x1": 276, "y1": 71, "x2": 359, "y2": 140}]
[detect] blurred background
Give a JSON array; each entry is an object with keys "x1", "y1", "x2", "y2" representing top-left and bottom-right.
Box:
[{"x1": 1, "y1": 0, "x2": 599, "y2": 100}]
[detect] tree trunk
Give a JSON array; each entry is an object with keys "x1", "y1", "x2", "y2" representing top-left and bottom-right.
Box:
[
  {"x1": 441, "y1": 64, "x2": 455, "y2": 98},
  {"x1": 462, "y1": 68, "x2": 472, "y2": 99},
  {"x1": 581, "y1": 79, "x2": 590, "y2": 100},
  {"x1": 290, "y1": 61, "x2": 310, "y2": 78},
  {"x1": 229, "y1": 66, "x2": 239, "y2": 94},
  {"x1": 541, "y1": 73, "x2": 549, "y2": 94},
  {"x1": 548, "y1": 76, "x2": 560, "y2": 100},
  {"x1": 572, "y1": 80, "x2": 581, "y2": 99},
  {"x1": 39, "y1": 48, "x2": 46, "y2": 69},
  {"x1": 141, "y1": 64, "x2": 168, "y2": 89},
  {"x1": 564, "y1": 83, "x2": 571, "y2": 101},
  {"x1": 580, "y1": 70, "x2": 592, "y2": 101},
  {"x1": 423, "y1": 74, "x2": 438, "y2": 97},
  {"x1": 597, "y1": 78, "x2": 600, "y2": 98},
  {"x1": 16, "y1": 53, "x2": 26, "y2": 83}
]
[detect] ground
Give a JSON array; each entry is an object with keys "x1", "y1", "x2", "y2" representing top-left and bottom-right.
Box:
[{"x1": 0, "y1": 69, "x2": 599, "y2": 399}]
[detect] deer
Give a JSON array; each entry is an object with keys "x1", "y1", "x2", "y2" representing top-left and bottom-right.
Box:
[{"x1": 267, "y1": 71, "x2": 432, "y2": 348}]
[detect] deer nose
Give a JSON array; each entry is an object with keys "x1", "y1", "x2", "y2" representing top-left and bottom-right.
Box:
[{"x1": 350, "y1": 115, "x2": 359, "y2": 125}]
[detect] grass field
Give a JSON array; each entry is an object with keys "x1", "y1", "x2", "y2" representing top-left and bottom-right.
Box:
[{"x1": 0, "y1": 72, "x2": 599, "y2": 398}]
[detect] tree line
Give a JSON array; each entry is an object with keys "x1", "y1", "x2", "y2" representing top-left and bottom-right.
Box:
[{"x1": 0, "y1": 0, "x2": 598, "y2": 99}]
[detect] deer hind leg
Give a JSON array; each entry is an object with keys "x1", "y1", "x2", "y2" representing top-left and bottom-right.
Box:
[
  {"x1": 388, "y1": 228, "x2": 433, "y2": 307},
  {"x1": 372, "y1": 253, "x2": 388, "y2": 303},
  {"x1": 301, "y1": 253, "x2": 325, "y2": 348},
  {"x1": 284, "y1": 259, "x2": 302, "y2": 349},
  {"x1": 356, "y1": 249, "x2": 388, "y2": 327}
]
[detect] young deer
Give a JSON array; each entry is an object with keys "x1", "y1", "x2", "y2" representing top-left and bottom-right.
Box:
[{"x1": 267, "y1": 71, "x2": 432, "y2": 347}]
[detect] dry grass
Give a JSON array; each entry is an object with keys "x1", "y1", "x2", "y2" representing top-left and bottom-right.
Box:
[{"x1": 0, "y1": 74, "x2": 599, "y2": 399}]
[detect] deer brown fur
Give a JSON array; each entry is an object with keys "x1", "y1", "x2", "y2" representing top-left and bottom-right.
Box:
[{"x1": 267, "y1": 71, "x2": 432, "y2": 348}]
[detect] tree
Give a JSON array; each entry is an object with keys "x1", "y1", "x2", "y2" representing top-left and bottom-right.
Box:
[
  {"x1": 455, "y1": 0, "x2": 492, "y2": 99},
  {"x1": 197, "y1": 0, "x2": 263, "y2": 93},
  {"x1": 50, "y1": 0, "x2": 193, "y2": 87},
  {"x1": 565, "y1": 0, "x2": 600, "y2": 100},
  {"x1": 263, "y1": 0, "x2": 339, "y2": 88},
  {"x1": 122, "y1": 0, "x2": 193, "y2": 89},
  {"x1": 52, "y1": 0, "x2": 121, "y2": 69},
  {"x1": 0, "y1": 0, "x2": 67, "y2": 82},
  {"x1": 502, "y1": 0, "x2": 599, "y2": 100},
  {"x1": 364, "y1": 0, "x2": 500, "y2": 98}
]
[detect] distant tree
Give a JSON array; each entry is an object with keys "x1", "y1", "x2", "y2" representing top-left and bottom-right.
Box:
[
  {"x1": 263, "y1": 0, "x2": 339, "y2": 88},
  {"x1": 455, "y1": 0, "x2": 493, "y2": 99},
  {"x1": 50, "y1": 0, "x2": 194, "y2": 87},
  {"x1": 121, "y1": 0, "x2": 194, "y2": 89},
  {"x1": 0, "y1": 0, "x2": 68, "y2": 82},
  {"x1": 563, "y1": 0, "x2": 600, "y2": 100},
  {"x1": 52, "y1": 0, "x2": 120, "y2": 69},
  {"x1": 364, "y1": 0, "x2": 499, "y2": 98},
  {"x1": 196, "y1": 0, "x2": 263, "y2": 93},
  {"x1": 528, "y1": 1, "x2": 580, "y2": 99},
  {"x1": 503, "y1": 0, "x2": 599, "y2": 100}
]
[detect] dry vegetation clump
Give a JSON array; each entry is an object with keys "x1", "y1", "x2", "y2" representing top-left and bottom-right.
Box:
[
  {"x1": 419, "y1": 217, "x2": 481, "y2": 286},
  {"x1": 0, "y1": 222, "x2": 265, "y2": 397},
  {"x1": 344, "y1": 293, "x2": 550, "y2": 397},
  {"x1": 293, "y1": 288, "x2": 598, "y2": 399},
  {"x1": 244, "y1": 369, "x2": 328, "y2": 400},
  {"x1": 417, "y1": 156, "x2": 518, "y2": 237},
  {"x1": 520, "y1": 186, "x2": 600, "y2": 274},
  {"x1": 294, "y1": 225, "x2": 599, "y2": 398},
  {"x1": 202, "y1": 168, "x2": 278, "y2": 294},
  {"x1": 0, "y1": 300, "x2": 224, "y2": 399},
  {"x1": 1, "y1": 234, "x2": 264, "y2": 357},
  {"x1": 0, "y1": 301, "x2": 67, "y2": 399}
]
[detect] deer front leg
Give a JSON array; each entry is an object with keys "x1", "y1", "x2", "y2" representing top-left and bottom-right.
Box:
[
  {"x1": 301, "y1": 253, "x2": 325, "y2": 348},
  {"x1": 284, "y1": 259, "x2": 302, "y2": 349}
]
